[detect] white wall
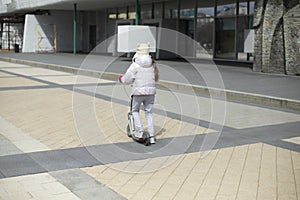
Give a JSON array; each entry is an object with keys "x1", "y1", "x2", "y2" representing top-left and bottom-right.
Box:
[{"x1": 23, "y1": 11, "x2": 75, "y2": 53}]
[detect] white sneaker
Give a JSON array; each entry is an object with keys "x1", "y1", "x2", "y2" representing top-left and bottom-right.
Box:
[{"x1": 150, "y1": 137, "x2": 156, "y2": 144}]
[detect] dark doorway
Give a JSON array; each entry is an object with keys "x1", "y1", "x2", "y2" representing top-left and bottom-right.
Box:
[{"x1": 89, "y1": 25, "x2": 96, "y2": 51}]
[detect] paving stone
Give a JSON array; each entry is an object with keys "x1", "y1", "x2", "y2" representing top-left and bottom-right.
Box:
[
  {"x1": 29, "y1": 150, "x2": 84, "y2": 171},
  {"x1": 257, "y1": 144, "x2": 277, "y2": 200},
  {"x1": 266, "y1": 140, "x2": 300, "y2": 153},
  {"x1": 1, "y1": 59, "x2": 300, "y2": 200},
  {"x1": 51, "y1": 169, "x2": 126, "y2": 200},
  {"x1": 0, "y1": 154, "x2": 46, "y2": 178},
  {"x1": 0, "y1": 171, "x2": 4, "y2": 178},
  {"x1": 0, "y1": 134, "x2": 22, "y2": 156},
  {"x1": 62, "y1": 147, "x2": 102, "y2": 167}
]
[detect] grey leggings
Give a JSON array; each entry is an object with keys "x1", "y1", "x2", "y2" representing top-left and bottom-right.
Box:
[{"x1": 131, "y1": 95, "x2": 155, "y2": 136}]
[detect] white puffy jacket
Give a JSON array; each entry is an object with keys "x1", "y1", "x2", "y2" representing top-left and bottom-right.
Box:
[{"x1": 120, "y1": 55, "x2": 156, "y2": 95}]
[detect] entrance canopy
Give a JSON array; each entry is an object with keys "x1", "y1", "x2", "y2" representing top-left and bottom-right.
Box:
[{"x1": 0, "y1": 0, "x2": 161, "y2": 15}]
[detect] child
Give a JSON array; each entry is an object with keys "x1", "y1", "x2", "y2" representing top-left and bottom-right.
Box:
[{"x1": 119, "y1": 43, "x2": 159, "y2": 144}]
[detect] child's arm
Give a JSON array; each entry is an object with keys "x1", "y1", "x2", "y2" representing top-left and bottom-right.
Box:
[{"x1": 119, "y1": 63, "x2": 136, "y2": 84}]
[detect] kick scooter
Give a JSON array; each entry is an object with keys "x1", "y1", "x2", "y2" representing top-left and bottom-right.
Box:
[{"x1": 126, "y1": 96, "x2": 151, "y2": 146}]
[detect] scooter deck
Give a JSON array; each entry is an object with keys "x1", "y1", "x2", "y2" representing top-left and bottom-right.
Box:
[{"x1": 128, "y1": 130, "x2": 150, "y2": 146}]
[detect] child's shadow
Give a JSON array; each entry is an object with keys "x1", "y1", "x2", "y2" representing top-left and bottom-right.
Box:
[{"x1": 154, "y1": 126, "x2": 166, "y2": 137}]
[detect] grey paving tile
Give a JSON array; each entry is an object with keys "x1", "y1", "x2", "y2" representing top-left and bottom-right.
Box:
[
  {"x1": 75, "y1": 186, "x2": 127, "y2": 200},
  {"x1": 265, "y1": 140, "x2": 300, "y2": 153},
  {"x1": 50, "y1": 169, "x2": 99, "y2": 191},
  {"x1": 0, "y1": 135, "x2": 22, "y2": 156},
  {"x1": 231, "y1": 121, "x2": 300, "y2": 141},
  {"x1": 0, "y1": 154, "x2": 46, "y2": 178},
  {"x1": 86, "y1": 145, "x2": 139, "y2": 165},
  {"x1": 62, "y1": 147, "x2": 102, "y2": 167},
  {"x1": 29, "y1": 150, "x2": 84, "y2": 171},
  {"x1": 51, "y1": 169, "x2": 126, "y2": 200},
  {"x1": 0, "y1": 171, "x2": 5, "y2": 178}
]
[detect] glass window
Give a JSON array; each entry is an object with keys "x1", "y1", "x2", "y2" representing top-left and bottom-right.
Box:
[
  {"x1": 180, "y1": 0, "x2": 195, "y2": 38},
  {"x1": 108, "y1": 8, "x2": 117, "y2": 19},
  {"x1": 118, "y1": 7, "x2": 127, "y2": 19},
  {"x1": 215, "y1": 17, "x2": 236, "y2": 59},
  {"x1": 196, "y1": 0, "x2": 214, "y2": 58},
  {"x1": 154, "y1": 2, "x2": 163, "y2": 19},
  {"x1": 217, "y1": 0, "x2": 236, "y2": 16},
  {"x1": 165, "y1": 1, "x2": 178, "y2": 19},
  {"x1": 128, "y1": 6, "x2": 136, "y2": 19},
  {"x1": 237, "y1": 16, "x2": 254, "y2": 61},
  {"x1": 180, "y1": 0, "x2": 195, "y2": 19},
  {"x1": 249, "y1": 1, "x2": 255, "y2": 14},
  {"x1": 239, "y1": 0, "x2": 248, "y2": 15},
  {"x1": 141, "y1": 3, "x2": 152, "y2": 19},
  {"x1": 196, "y1": 17, "x2": 214, "y2": 58},
  {"x1": 198, "y1": 0, "x2": 214, "y2": 17},
  {"x1": 180, "y1": 9, "x2": 194, "y2": 19}
]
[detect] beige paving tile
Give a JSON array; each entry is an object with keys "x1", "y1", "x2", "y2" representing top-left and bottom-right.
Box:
[
  {"x1": 291, "y1": 151, "x2": 300, "y2": 200},
  {"x1": 257, "y1": 144, "x2": 277, "y2": 200},
  {"x1": 217, "y1": 145, "x2": 248, "y2": 198},
  {"x1": 194, "y1": 147, "x2": 234, "y2": 199},
  {"x1": 0, "y1": 116, "x2": 50, "y2": 153},
  {"x1": 0, "y1": 173, "x2": 80, "y2": 200},
  {"x1": 236, "y1": 143, "x2": 262, "y2": 200},
  {"x1": 174, "y1": 150, "x2": 219, "y2": 200},
  {"x1": 277, "y1": 147, "x2": 297, "y2": 200},
  {"x1": 155, "y1": 182, "x2": 183, "y2": 199},
  {"x1": 95, "y1": 166, "x2": 121, "y2": 183},
  {"x1": 107, "y1": 172, "x2": 134, "y2": 187},
  {"x1": 215, "y1": 195, "x2": 236, "y2": 200}
]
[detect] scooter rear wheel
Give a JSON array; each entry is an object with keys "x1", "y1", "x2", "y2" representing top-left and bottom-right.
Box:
[{"x1": 143, "y1": 132, "x2": 150, "y2": 146}]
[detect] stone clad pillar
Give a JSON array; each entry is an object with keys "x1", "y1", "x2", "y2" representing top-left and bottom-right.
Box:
[
  {"x1": 253, "y1": 0, "x2": 300, "y2": 75},
  {"x1": 283, "y1": 4, "x2": 300, "y2": 75}
]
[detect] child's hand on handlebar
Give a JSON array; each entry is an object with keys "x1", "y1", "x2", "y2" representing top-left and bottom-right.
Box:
[{"x1": 118, "y1": 76, "x2": 123, "y2": 83}]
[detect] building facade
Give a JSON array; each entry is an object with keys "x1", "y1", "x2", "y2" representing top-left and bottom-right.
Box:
[{"x1": 0, "y1": 0, "x2": 299, "y2": 75}]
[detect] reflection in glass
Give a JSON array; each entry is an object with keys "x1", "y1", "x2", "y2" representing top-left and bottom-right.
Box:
[
  {"x1": 180, "y1": 0, "x2": 195, "y2": 39},
  {"x1": 196, "y1": 18, "x2": 214, "y2": 58},
  {"x1": 198, "y1": 0, "x2": 215, "y2": 17},
  {"x1": 118, "y1": 7, "x2": 127, "y2": 19},
  {"x1": 108, "y1": 8, "x2": 117, "y2": 19},
  {"x1": 165, "y1": 1, "x2": 178, "y2": 19},
  {"x1": 237, "y1": 16, "x2": 253, "y2": 61},
  {"x1": 215, "y1": 17, "x2": 236, "y2": 59},
  {"x1": 180, "y1": 0, "x2": 195, "y2": 19},
  {"x1": 128, "y1": 6, "x2": 136, "y2": 19},
  {"x1": 239, "y1": 2, "x2": 248, "y2": 15},
  {"x1": 217, "y1": 3, "x2": 236, "y2": 16},
  {"x1": 249, "y1": 1, "x2": 255, "y2": 14},
  {"x1": 154, "y1": 2, "x2": 163, "y2": 19},
  {"x1": 180, "y1": 9, "x2": 194, "y2": 18},
  {"x1": 141, "y1": 4, "x2": 152, "y2": 19}
]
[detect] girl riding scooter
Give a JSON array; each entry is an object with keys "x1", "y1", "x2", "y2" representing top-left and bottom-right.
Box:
[{"x1": 119, "y1": 43, "x2": 159, "y2": 144}]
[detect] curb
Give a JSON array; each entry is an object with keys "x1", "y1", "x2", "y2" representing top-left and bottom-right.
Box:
[{"x1": 1, "y1": 57, "x2": 299, "y2": 111}]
